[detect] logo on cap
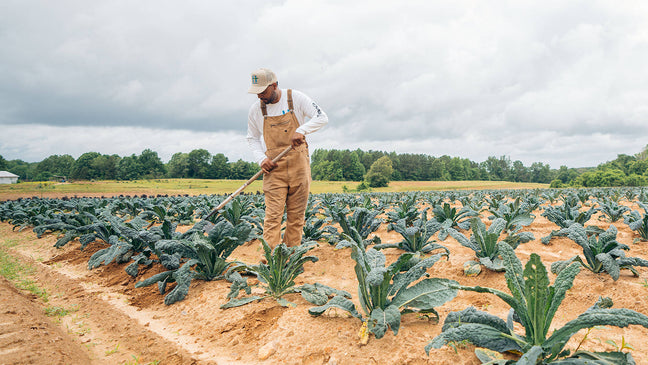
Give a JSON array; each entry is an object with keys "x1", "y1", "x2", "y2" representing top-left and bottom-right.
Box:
[{"x1": 252, "y1": 75, "x2": 259, "y2": 84}]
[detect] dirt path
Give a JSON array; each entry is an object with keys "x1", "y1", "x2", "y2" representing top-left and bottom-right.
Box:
[
  {"x1": 0, "y1": 276, "x2": 92, "y2": 364},
  {"x1": 1, "y1": 204, "x2": 648, "y2": 364},
  {"x1": 0, "y1": 226, "x2": 201, "y2": 365}
]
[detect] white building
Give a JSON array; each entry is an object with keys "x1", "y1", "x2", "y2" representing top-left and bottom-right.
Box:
[{"x1": 0, "y1": 171, "x2": 19, "y2": 184}]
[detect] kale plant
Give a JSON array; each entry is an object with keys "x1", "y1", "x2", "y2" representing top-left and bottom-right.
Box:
[
  {"x1": 431, "y1": 202, "x2": 478, "y2": 241},
  {"x1": 301, "y1": 200, "x2": 334, "y2": 243},
  {"x1": 385, "y1": 193, "x2": 420, "y2": 229},
  {"x1": 487, "y1": 197, "x2": 535, "y2": 233},
  {"x1": 135, "y1": 220, "x2": 252, "y2": 305},
  {"x1": 326, "y1": 205, "x2": 382, "y2": 247},
  {"x1": 448, "y1": 217, "x2": 532, "y2": 272},
  {"x1": 210, "y1": 196, "x2": 263, "y2": 235},
  {"x1": 427, "y1": 242, "x2": 648, "y2": 363},
  {"x1": 459, "y1": 193, "x2": 487, "y2": 214},
  {"x1": 309, "y1": 238, "x2": 457, "y2": 341},
  {"x1": 222, "y1": 240, "x2": 322, "y2": 308},
  {"x1": 551, "y1": 223, "x2": 648, "y2": 281},
  {"x1": 595, "y1": 198, "x2": 630, "y2": 223},
  {"x1": 374, "y1": 210, "x2": 449, "y2": 255},
  {"x1": 623, "y1": 201, "x2": 648, "y2": 242},
  {"x1": 540, "y1": 203, "x2": 597, "y2": 244}
]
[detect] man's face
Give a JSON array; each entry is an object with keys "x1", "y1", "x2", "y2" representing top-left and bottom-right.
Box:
[{"x1": 257, "y1": 83, "x2": 278, "y2": 104}]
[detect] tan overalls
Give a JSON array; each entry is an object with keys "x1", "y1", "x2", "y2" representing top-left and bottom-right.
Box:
[{"x1": 261, "y1": 89, "x2": 311, "y2": 248}]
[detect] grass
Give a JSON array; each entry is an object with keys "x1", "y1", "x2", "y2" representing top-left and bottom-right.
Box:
[
  {"x1": 44, "y1": 304, "x2": 79, "y2": 317},
  {"x1": 0, "y1": 178, "x2": 549, "y2": 200},
  {"x1": 0, "y1": 243, "x2": 49, "y2": 301},
  {"x1": 105, "y1": 343, "x2": 120, "y2": 356}
]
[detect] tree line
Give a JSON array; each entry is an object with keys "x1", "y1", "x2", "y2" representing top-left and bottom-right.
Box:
[
  {"x1": 0, "y1": 149, "x2": 259, "y2": 182},
  {"x1": 311, "y1": 147, "x2": 648, "y2": 188},
  {"x1": 312, "y1": 149, "x2": 557, "y2": 184},
  {"x1": 1, "y1": 145, "x2": 647, "y2": 187}
]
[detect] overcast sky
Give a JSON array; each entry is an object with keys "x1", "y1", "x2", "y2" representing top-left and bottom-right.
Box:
[{"x1": 2, "y1": 1, "x2": 648, "y2": 168}]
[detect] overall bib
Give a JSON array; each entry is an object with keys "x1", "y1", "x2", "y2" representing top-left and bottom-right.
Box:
[{"x1": 261, "y1": 89, "x2": 311, "y2": 247}]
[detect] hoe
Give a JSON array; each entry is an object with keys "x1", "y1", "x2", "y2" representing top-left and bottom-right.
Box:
[{"x1": 199, "y1": 144, "x2": 293, "y2": 225}]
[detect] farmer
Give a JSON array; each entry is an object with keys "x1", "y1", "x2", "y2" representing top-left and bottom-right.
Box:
[{"x1": 247, "y1": 68, "x2": 328, "y2": 249}]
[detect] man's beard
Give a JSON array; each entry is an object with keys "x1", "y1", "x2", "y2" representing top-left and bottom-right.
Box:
[{"x1": 261, "y1": 90, "x2": 277, "y2": 104}]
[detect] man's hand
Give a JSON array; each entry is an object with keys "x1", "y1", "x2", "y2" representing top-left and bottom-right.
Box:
[
  {"x1": 292, "y1": 132, "x2": 305, "y2": 147},
  {"x1": 261, "y1": 158, "x2": 278, "y2": 174}
]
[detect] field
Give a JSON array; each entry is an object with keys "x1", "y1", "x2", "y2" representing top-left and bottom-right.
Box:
[
  {"x1": 0, "y1": 179, "x2": 549, "y2": 200},
  {"x1": 1, "y1": 181, "x2": 648, "y2": 365}
]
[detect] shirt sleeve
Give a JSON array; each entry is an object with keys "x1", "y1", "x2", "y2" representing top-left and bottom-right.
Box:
[
  {"x1": 246, "y1": 103, "x2": 267, "y2": 165},
  {"x1": 292, "y1": 90, "x2": 328, "y2": 135}
]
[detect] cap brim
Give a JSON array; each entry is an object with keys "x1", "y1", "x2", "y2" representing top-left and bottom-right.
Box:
[{"x1": 248, "y1": 84, "x2": 268, "y2": 94}]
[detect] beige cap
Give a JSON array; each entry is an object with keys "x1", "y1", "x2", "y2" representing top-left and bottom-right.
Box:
[{"x1": 248, "y1": 68, "x2": 277, "y2": 94}]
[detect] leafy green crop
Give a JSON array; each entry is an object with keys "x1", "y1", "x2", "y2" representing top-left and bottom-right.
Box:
[
  {"x1": 135, "y1": 220, "x2": 252, "y2": 305},
  {"x1": 326, "y1": 205, "x2": 382, "y2": 247},
  {"x1": 623, "y1": 201, "x2": 648, "y2": 242},
  {"x1": 595, "y1": 198, "x2": 630, "y2": 223},
  {"x1": 222, "y1": 240, "x2": 320, "y2": 308},
  {"x1": 374, "y1": 209, "x2": 449, "y2": 255},
  {"x1": 431, "y1": 202, "x2": 478, "y2": 241},
  {"x1": 211, "y1": 196, "x2": 263, "y2": 236},
  {"x1": 540, "y1": 203, "x2": 598, "y2": 244},
  {"x1": 551, "y1": 223, "x2": 648, "y2": 280},
  {"x1": 427, "y1": 242, "x2": 648, "y2": 363},
  {"x1": 309, "y1": 238, "x2": 457, "y2": 340},
  {"x1": 448, "y1": 217, "x2": 532, "y2": 272},
  {"x1": 385, "y1": 193, "x2": 420, "y2": 229},
  {"x1": 487, "y1": 197, "x2": 535, "y2": 234}
]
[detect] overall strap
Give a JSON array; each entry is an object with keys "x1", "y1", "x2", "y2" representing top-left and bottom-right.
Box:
[
  {"x1": 287, "y1": 89, "x2": 294, "y2": 111},
  {"x1": 260, "y1": 101, "x2": 268, "y2": 117}
]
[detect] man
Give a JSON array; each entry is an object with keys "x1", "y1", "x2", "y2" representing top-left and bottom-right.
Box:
[{"x1": 247, "y1": 68, "x2": 328, "y2": 248}]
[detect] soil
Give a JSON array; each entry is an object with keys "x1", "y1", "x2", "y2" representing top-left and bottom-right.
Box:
[{"x1": 1, "y1": 202, "x2": 648, "y2": 365}]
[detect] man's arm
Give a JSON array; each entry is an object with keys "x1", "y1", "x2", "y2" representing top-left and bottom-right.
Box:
[
  {"x1": 246, "y1": 105, "x2": 272, "y2": 167},
  {"x1": 293, "y1": 90, "x2": 328, "y2": 136}
]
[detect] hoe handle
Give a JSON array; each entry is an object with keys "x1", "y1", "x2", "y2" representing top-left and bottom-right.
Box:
[{"x1": 202, "y1": 145, "x2": 293, "y2": 221}]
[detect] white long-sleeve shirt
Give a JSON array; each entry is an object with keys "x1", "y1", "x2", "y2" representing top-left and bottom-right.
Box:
[{"x1": 247, "y1": 88, "x2": 328, "y2": 165}]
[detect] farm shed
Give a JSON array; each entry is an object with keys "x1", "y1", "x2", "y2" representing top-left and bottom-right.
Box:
[{"x1": 0, "y1": 171, "x2": 19, "y2": 184}]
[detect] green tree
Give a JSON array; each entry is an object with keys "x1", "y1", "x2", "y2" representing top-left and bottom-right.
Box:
[
  {"x1": 428, "y1": 158, "x2": 446, "y2": 180},
  {"x1": 187, "y1": 149, "x2": 211, "y2": 178},
  {"x1": 625, "y1": 174, "x2": 648, "y2": 186},
  {"x1": 71, "y1": 152, "x2": 102, "y2": 180},
  {"x1": 34, "y1": 154, "x2": 74, "y2": 181},
  {"x1": 447, "y1": 157, "x2": 468, "y2": 180},
  {"x1": 555, "y1": 165, "x2": 579, "y2": 184},
  {"x1": 91, "y1": 154, "x2": 120, "y2": 179},
  {"x1": 139, "y1": 149, "x2": 166, "y2": 178},
  {"x1": 210, "y1": 153, "x2": 230, "y2": 179},
  {"x1": 312, "y1": 160, "x2": 344, "y2": 180},
  {"x1": 574, "y1": 169, "x2": 627, "y2": 187},
  {"x1": 628, "y1": 159, "x2": 648, "y2": 176},
  {"x1": 599, "y1": 154, "x2": 635, "y2": 175},
  {"x1": 167, "y1": 152, "x2": 190, "y2": 178},
  {"x1": 511, "y1": 160, "x2": 528, "y2": 182},
  {"x1": 5, "y1": 159, "x2": 35, "y2": 181},
  {"x1": 229, "y1": 159, "x2": 258, "y2": 179},
  {"x1": 117, "y1": 154, "x2": 143, "y2": 180},
  {"x1": 365, "y1": 156, "x2": 393, "y2": 187},
  {"x1": 0, "y1": 154, "x2": 8, "y2": 170},
  {"x1": 340, "y1": 150, "x2": 365, "y2": 181},
  {"x1": 530, "y1": 162, "x2": 552, "y2": 183},
  {"x1": 483, "y1": 155, "x2": 512, "y2": 181}
]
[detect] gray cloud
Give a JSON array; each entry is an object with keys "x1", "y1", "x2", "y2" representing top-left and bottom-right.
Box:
[{"x1": 1, "y1": 1, "x2": 648, "y2": 168}]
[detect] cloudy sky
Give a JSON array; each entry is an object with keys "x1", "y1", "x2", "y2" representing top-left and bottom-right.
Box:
[{"x1": 2, "y1": 1, "x2": 648, "y2": 168}]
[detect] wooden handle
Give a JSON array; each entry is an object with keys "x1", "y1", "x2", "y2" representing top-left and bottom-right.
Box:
[{"x1": 202, "y1": 145, "x2": 293, "y2": 220}]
